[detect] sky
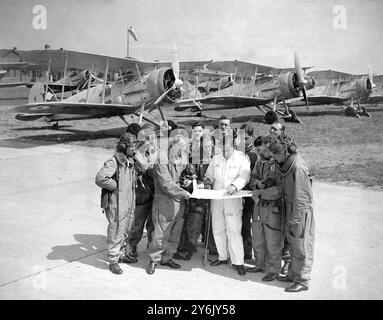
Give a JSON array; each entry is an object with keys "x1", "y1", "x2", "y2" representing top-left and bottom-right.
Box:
[{"x1": 0, "y1": 0, "x2": 382, "y2": 74}]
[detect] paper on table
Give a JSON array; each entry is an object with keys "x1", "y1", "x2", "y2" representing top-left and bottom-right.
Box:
[
  {"x1": 190, "y1": 189, "x2": 253, "y2": 199},
  {"x1": 191, "y1": 180, "x2": 253, "y2": 199}
]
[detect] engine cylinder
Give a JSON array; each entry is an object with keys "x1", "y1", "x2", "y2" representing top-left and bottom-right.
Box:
[
  {"x1": 355, "y1": 76, "x2": 372, "y2": 99},
  {"x1": 278, "y1": 72, "x2": 301, "y2": 99}
]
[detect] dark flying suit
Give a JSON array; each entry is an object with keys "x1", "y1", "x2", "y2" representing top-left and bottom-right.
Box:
[
  {"x1": 242, "y1": 145, "x2": 259, "y2": 259},
  {"x1": 95, "y1": 151, "x2": 136, "y2": 263},
  {"x1": 128, "y1": 170, "x2": 154, "y2": 249},
  {"x1": 280, "y1": 154, "x2": 314, "y2": 287},
  {"x1": 148, "y1": 147, "x2": 189, "y2": 263},
  {"x1": 249, "y1": 156, "x2": 282, "y2": 274},
  {"x1": 177, "y1": 138, "x2": 215, "y2": 257},
  {"x1": 128, "y1": 140, "x2": 159, "y2": 251}
]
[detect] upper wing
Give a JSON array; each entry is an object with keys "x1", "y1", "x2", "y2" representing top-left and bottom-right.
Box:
[
  {"x1": 307, "y1": 70, "x2": 354, "y2": 81},
  {"x1": 205, "y1": 60, "x2": 275, "y2": 75},
  {"x1": 6, "y1": 49, "x2": 212, "y2": 75},
  {"x1": 9, "y1": 49, "x2": 154, "y2": 73},
  {"x1": 153, "y1": 60, "x2": 212, "y2": 72},
  {"x1": 205, "y1": 60, "x2": 313, "y2": 76},
  {"x1": 14, "y1": 102, "x2": 140, "y2": 116}
]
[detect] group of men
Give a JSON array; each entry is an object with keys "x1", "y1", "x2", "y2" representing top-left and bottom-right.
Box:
[{"x1": 95, "y1": 115, "x2": 315, "y2": 293}]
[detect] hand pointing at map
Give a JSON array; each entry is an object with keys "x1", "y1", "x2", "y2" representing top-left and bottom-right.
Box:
[{"x1": 226, "y1": 184, "x2": 237, "y2": 195}]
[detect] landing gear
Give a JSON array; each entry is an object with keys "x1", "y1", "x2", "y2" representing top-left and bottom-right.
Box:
[
  {"x1": 52, "y1": 122, "x2": 59, "y2": 130},
  {"x1": 356, "y1": 98, "x2": 371, "y2": 117},
  {"x1": 344, "y1": 106, "x2": 360, "y2": 118},
  {"x1": 358, "y1": 106, "x2": 371, "y2": 117},
  {"x1": 284, "y1": 110, "x2": 301, "y2": 123},
  {"x1": 360, "y1": 106, "x2": 371, "y2": 117},
  {"x1": 264, "y1": 111, "x2": 279, "y2": 124}
]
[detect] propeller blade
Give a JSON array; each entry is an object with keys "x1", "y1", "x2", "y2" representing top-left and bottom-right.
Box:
[
  {"x1": 180, "y1": 87, "x2": 202, "y2": 110},
  {"x1": 302, "y1": 87, "x2": 310, "y2": 112},
  {"x1": 154, "y1": 85, "x2": 174, "y2": 106},
  {"x1": 294, "y1": 51, "x2": 305, "y2": 86},
  {"x1": 171, "y1": 38, "x2": 183, "y2": 88},
  {"x1": 171, "y1": 38, "x2": 179, "y2": 79},
  {"x1": 368, "y1": 62, "x2": 376, "y2": 88}
]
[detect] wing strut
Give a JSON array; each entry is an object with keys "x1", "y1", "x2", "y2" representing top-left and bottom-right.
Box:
[
  {"x1": 61, "y1": 54, "x2": 68, "y2": 102},
  {"x1": 86, "y1": 64, "x2": 94, "y2": 103},
  {"x1": 138, "y1": 102, "x2": 146, "y2": 126},
  {"x1": 101, "y1": 59, "x2": 109, "y2": 104},
  {"x1": 250, "y1": 67, "x2": 257, "y2": 97},
  {"x1": 157, "y1": 105, "x2": 168, "y2": 129},
  {"x1": 272, "y1": 96, "x2": 278, "y2": 111},
  {"x1": 135, "y1": 64, "x2": 142, "y2": 83},
  {"x1": 238, "y1": 74, "x2": 244, "y2": 96},
  {"x1": 118, "y1": 115, "x2": 131, "y2": 126},
  {"x1": 230, "y1": 62, "x2": 238, "y2": 95},
  {"x1": 44, "y1": 58, "x2": 51, "y2": 102},
  {"x1": 195, "y1": 66, "x2": 200, "y2": 98}
]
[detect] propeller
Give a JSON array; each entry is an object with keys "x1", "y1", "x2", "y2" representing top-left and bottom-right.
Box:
[
  {"x1": 368, "y1": 62, "x2": 376, "y2": 91},
  {"x1": 294, "y1": 51, "x2": 310, "y2": 112},
  {"x1": 153, "y1": 38, "x2": 183, "y2": 106}
]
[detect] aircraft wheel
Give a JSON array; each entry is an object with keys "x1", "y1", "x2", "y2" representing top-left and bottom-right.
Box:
[
  {"x1": 361, "y1": 106, "x2": 371, "y2": 117},
  {"x1": 126, "y1": 123, "x2": 142, "y2": 136},
  {"x1": 196, "y1": 112, "x2": 202, "y2": 117},
  {"x1": 345, "y1": 106, "x2": 357, "y2": 117},
  {"x1": 167, "y1": 120, "x2": 178, "y2": 131},
  {"x1": 284, "y1": 110, "x2": 300, "y2": 123},
  {"x1": 264, "y1": 111, "x2": 278, "y2": 124},
  {"x1": 52, "y1": 122, "x2": 59, "y2": 130}
]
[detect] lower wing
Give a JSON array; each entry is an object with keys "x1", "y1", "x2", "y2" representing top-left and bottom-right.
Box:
[
  {"x1": 306, "y1": 96, "x2": 348, "y2": 105},
  {"x1": 0, "y1": 82, "x2": 28, "y2": 88},
  {"x1": 15, "y1": 102, "x2": 140, "y2": 117},
  {"x1": 176, "y1": 95, "x2": 271, "y2": 109}
]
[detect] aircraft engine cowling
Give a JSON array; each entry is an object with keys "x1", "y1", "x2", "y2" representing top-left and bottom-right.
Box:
[
  {"x1": 71, "y1": 70, "x2": 90, "y2": 87},
  {"x1": 111, "y1": 67, "x2": 176, "y2": 106},
  {"x1": 355, "y1": 76, "x2": 372, "y2": 99},
  {"x1": 278, "y1": 72, "x2": 302, "y2": 99},
  {"x1": 146, "y1": 67, "x2": 176, "y2": 101}
]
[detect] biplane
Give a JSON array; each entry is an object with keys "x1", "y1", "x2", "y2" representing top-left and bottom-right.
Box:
[
  {"x1": 11, "y1": 43, "x2": 211, "y2": 129},
  {"x1": 287, "y1": 65, "x2": 379, "y2": 117},
  {"x1": 174, "y1": 52, "x2": 315, "y2": 124}
]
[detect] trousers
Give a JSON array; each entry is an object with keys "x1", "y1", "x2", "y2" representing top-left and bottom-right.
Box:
[{"x1": 211, "y1": 201, "x2": 244, "y2": 265}]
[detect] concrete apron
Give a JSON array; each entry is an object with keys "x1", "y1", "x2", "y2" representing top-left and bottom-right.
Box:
[{"x1": 0, "y1": 139, "x2": 382, "y2": 299}]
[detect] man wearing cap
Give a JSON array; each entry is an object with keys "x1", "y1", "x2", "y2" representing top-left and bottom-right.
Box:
[
  {"x1": 95, "y1": 131, "x2": 138, "y2": 275},
  {"x1": 125, "y1": 123, "x2": 158, "y2": 258},
  {"x1": 267, "y1": 136, "x2": 314, "y2": 292},
  {"x1": 247, "y1": 135, "x2": 283, "y2": 282},
  {"x1": 269, "y1": 121, "x2": 296, "y2": 276},
  {"x1": 239, "y1": 123, "x2": 260, "y2": 260},
  {"x1": 174, "y1": 122, "x2": 215, "y2": 261},
  {"x1": 146, "y1": 127, "x2": 191, "y2": 274},
  {"x1": 201, "y1": 124, "x2": 251, "y2": 276}
]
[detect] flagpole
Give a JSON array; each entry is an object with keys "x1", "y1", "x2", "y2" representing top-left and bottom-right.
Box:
[
  {"x1": 126, "y1": 26, "x2": 130, "y2": 58},
  {"x1": 126, "y1": 26, "x2": 138, "y2": 58}
]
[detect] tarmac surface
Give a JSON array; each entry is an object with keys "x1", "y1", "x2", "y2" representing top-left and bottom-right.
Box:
[{"x1": 0, "y1": 138, "x2": 382, "y2": 300}]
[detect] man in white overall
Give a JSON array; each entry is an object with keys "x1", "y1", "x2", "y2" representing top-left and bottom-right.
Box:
[{"x1": 202, "y1": 117, "x2": 251, "y2": 276}]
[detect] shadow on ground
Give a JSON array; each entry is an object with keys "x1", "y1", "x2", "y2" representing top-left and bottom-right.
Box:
[
  {"x1": 0, "y1": 127, "x2": 124, "y2": 148},
  {"x1": 47, "y1": 234, "x2": 109, "y2": 270},
  {"x1": 46, "y1": 233, "x2": 290, "y2": 289},
  {"x1": 127, "y1": 240, "x2": 288, "y2": 289}
]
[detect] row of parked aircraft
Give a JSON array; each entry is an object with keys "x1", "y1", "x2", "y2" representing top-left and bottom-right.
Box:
[{"x1": 0, "y1": 43, "x2": 382, "y2": 129}]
